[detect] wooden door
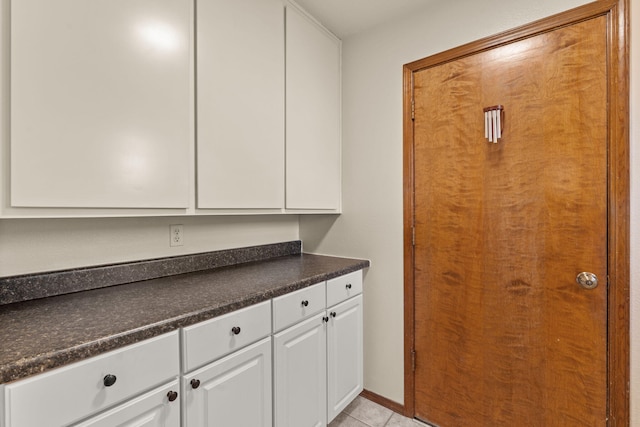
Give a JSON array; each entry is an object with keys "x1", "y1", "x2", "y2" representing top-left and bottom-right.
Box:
[{"x1": 411, "y1": 15, "x2": 609, "y2": 427}]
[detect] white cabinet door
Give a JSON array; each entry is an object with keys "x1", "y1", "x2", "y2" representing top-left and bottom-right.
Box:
[
  {"x1": 196, "y1": 0, "x2": 285, "y2": 209},
  {"x1": 285, "y1": 5, "x2": 341, "y2": 211},
  {"x1": 183, "y1": 337, "x2": 272, "y2": 427},
  {"x1": 274, "y1": 312, "x2": 327, "y2": 427},
  {"x1": 327, "y1": 295, "x2": 363, "y2": 422},
  {"x1": 10, "y1": 0, "x2": 191, "y2": 208},
  {"x1": 71, "y1": 380, "x2": 180, "y2": 427}
]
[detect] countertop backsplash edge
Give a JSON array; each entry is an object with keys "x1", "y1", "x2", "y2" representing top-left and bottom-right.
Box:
[{"x1": 0, "y1": 240, "x2": 302, "y2": 305}]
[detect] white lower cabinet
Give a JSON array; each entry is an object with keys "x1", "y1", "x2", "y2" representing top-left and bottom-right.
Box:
[
  {"x1": 274, "y1": 313, "x2": 328, "y2": 427},
  {"x1": 71, "y1": 380, "x2": 180, "y2": 427},
  {"x1": 327, "y1": 295, "x2": 364, "y2": 422},
  {"x1": 273, "y1": 270, "x2": 364, "y2": 426},
  {"x1": 181, "y1": 300, "x2": 273, "y2": 427},
  {"x1": 1, "y1": 271, "x2": 363, "y2": 427},
  {"x1": 183, "y1": 337, "x2": 272, "y2": 427}
]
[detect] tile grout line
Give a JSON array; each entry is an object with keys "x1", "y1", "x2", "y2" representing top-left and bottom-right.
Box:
[
  {"x1": 349, "y1": 413, "x2": 375, "y2": 427},
  {"x1": 382, "y1": 412, "x2": 393, "y2": 427}
]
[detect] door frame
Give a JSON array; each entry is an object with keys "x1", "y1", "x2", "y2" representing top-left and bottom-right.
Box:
[{"x1": 402, "y1": 0, "x2": 630, "y2": 424}]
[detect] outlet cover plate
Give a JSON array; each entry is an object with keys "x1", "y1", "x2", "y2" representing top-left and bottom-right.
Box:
[{"x1": 170, "y1": 224, "x2": 184, "y2": 247}]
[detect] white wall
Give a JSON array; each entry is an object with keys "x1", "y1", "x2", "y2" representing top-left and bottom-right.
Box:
[
  {"x1": 300, "y1": 0, "x2": 640, "y2": 419},
  {"x1": 0, "y1": 215, "x2": 299, "y2": 277}
]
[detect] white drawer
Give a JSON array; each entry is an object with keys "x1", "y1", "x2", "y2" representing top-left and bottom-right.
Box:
[
  {"x1": 182, "y1": 300, "x2": 271, "y2": 373},
  {"x1": 272, "y1": 282, "x2": 326, "y2": 332},
  {"x1": 327, "y1": 270, "x2": 363, "y2": 307},
  {"x1": 4, "y1": 331, "x2": 179, "y2": 427}
]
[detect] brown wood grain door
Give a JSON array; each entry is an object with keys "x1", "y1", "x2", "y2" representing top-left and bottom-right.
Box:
[{"x1": 411, "y1": 16, "x2": 609, "y2": 426}]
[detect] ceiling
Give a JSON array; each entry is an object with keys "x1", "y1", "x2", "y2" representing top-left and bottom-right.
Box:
[{"x1": 292, "y1": 0, "x2": 437, "y2": 38}]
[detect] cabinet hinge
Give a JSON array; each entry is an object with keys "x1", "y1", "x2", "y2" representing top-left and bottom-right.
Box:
[
  {"x1": 412, "y1": 226, "x2": 416, "y2": 246},
  {"x1": 411, "y1": 349, "x2": 416, "y2": 372},
  {"x1": 411, "y1": 99, "x2": 415, "y2": 120}
]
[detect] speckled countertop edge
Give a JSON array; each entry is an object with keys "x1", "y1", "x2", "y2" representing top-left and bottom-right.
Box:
[
  {"x1": 0, "y1": 241, "x2": 302, "y2": 305},
  {"x1": 0, "y1": 252, "x2": 369, "y2": 384}
]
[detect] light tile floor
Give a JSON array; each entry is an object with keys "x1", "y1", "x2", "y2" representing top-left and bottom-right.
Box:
[{"x1": 329, "y1": 396, "x2": 431, "y2": 427}]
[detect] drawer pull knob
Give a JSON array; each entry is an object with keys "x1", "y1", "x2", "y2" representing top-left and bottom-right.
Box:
[
  {"x1": 191, "y1": 379, "x2": 201, "y2": 389},
  {"x1": 167, "y1": 391, "x2": 178, "y2": 402},
  {"x1": 346, "y1": 283, "x2": 352, "y2": 289},
  {"x1": 323, "y1": 316, "x2": 329, "y2": 323},
  {"x1": 231, "y1": 326, "x2": 241, "y2": 335},
  {"x1": 330, "y1": 311, "x2": 337, "y2": 318},
  {"x1": 301, "y1": 300, "x2": 309, "y2": 307},
  {"x1": 103, "y1": 374, "x2": 117, "y2": 387}
]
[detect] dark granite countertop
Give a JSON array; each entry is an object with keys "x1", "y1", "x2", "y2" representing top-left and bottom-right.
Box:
[{"x1": 0, "y1": 252, "x2": 369, "y2": 385}]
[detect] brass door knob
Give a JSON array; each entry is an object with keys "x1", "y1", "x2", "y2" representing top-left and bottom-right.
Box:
[{"x1": 576, "y1": 272, "x2": 598, "y2": 290}]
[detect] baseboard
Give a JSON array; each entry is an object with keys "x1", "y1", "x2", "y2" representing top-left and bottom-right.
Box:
[{"x1": 360, "y1": 389, "x2": 405, "y2": 415}]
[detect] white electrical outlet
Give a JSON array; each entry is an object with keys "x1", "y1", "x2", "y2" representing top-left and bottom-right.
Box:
[{"x1": 170, "y1": 224, "x2": 184, "y2": 247}]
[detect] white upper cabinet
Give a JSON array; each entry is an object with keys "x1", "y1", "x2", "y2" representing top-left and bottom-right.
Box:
[
  {"x1": 285, "y1": 4, "x2": 341, "y2": 211},
  {"x1": 3, "y1": 0, "x2": 341, "y2": 216},
  {"x1": 196, "y1": 0, "x2": 285, "y2": 209},
  {"x1": 10, "y1": 0, "x2": 191, "y2": 208}
]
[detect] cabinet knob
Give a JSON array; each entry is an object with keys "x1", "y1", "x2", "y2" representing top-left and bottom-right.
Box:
[
  {"x1": 231, "y1": 326, "x2": 241, "y2": 335},
  {"x1": 346, "y1": 283, "x2": 352, "y2": 289},
  {"x1": 167, "y1": 391, "x2": 178, "y2": 402},
  {"x1": 323, "y1": 316, "x2": 329, "y2": 323},
  {"x1": 191, "y1": 379, "x2": 201, "y2": 389},
  {"x1": 330, "y1": 311, "x2": 337, "y2": 318},
  {"x1": 301, "y1": 300, "x2": 309, "y2": 307},
  {"x1": 103, "y1": 374, "x2": 117, "y2": 387}
]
